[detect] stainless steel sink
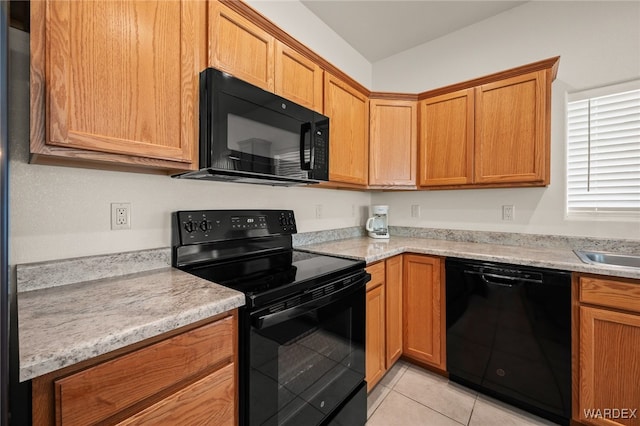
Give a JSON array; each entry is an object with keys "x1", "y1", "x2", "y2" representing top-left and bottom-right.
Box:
[{"x1": 574, "y1": 249, "x2": 640, "y2": 269}]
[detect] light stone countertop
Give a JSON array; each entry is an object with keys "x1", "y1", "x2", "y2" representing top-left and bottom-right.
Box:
[
  {"x1": 17, "y1": 232, "x2": 639, "y2": 383},
  {"x1": 296, "y1": 236, "x2": 640, "y2": 280},
  {"x1": 18, "y1": 267, "x2": 244, "y2": 382}
]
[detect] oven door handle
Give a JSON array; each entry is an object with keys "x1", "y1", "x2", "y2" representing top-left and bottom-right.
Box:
[{"x1": 252, "y1": 278, "x2": 366, "y2": 329}]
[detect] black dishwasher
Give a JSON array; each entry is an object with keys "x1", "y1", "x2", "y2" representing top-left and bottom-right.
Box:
[{"x1": 446, "y1": 258, "x2": 571, "y2": 425}]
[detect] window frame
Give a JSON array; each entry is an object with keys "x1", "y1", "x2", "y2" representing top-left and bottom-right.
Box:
[{"x1": 565, "y1": 79, "x2": 640, "y2": 221}]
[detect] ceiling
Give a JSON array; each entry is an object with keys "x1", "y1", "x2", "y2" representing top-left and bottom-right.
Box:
[{"x1": 300, "y1": 1, "x2": 526, "y2": 62}]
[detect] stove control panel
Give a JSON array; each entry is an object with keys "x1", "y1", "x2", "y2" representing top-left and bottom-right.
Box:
[{"x1": 173, "y1": 209, "x2": 297, "y2": 244}]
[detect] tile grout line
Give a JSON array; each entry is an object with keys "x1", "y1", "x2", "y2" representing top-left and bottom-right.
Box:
[
  {"x1": 389, "y1": 386, "x2": 469, "y2": 426},
  {"x1": 367, "y1": 383, "x2": 390, "y2": 420},
  {"x1": 467, "y1": 394, "x2": 479, "y2": 426},
  {"x1": 389, "y1": 365, "x2": 476, "y2": 426},
  {"x1": 367, "y1": 364, "x2": 409, "y2": 421}
]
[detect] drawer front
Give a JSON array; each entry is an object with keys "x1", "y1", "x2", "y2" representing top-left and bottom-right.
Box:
[
  {"x1": 117, "y1": 363, "x2": 236, "y2": 426},
  {"x1": 579, "y1": 275, "x2": 640, "y2": 314},
  {"x1": 366, "y1": 261, "x2": 385, "y2": 292},
  {"x1": 55, "y1": 316, "x2": 234, "y2": 426}
]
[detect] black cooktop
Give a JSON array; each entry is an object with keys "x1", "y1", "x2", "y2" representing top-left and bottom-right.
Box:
[{"x1": 183, "y1": 250, "x2": 365, "y2": 309}]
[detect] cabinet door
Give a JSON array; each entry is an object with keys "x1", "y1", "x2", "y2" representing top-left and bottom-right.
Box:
[
  {"x1": 385, "y1": 255, "x2": 403, "y2": 366},
  {"x1": 369, "y1": 99, "x2": 417, "y2": 186},
  {"x1": 419, "y1": 89, "x2": 474, "y2": 186},
  {"x1": 38, "y1": 0, "x2": 201, "y2": 166},
  {"x1": 324, "y1": 73, "x2": 369, "y2": 185},
  {"x1": 475, "y1": 70, "x2": 548, "y2": 184},
  {"x1": 366, "y1": 262, "x2": 386, "y2": 391},
  {"x1": 403, "y1": 255, "x2": 445, "y2": 369},
  {"x1": 275, "y1": 41, "x2": 323, "y2": 113},
  {"x1": 209, "y1": 1, "x2": 274, "y2": 91},
  {"x1": 577, "y1": 306, "x2": 640, "y2": 426},
  {"x1": 55, "y1": 317, "x2": 234, "y2": 426},
  {"x1": 117, "y1": 363, "x2": 236, "y2": 426}
]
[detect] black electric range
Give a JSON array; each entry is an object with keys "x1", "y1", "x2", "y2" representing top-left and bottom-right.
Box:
[{"x1": 172, "y1": 210, "x2": 369, "y2": 426}]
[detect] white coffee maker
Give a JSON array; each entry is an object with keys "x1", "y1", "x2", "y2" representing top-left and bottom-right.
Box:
[{"x1": 366, "y1": 205, "x2": 390, "y2": 239}]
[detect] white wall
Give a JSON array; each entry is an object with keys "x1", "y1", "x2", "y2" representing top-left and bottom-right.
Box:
[
  {"x1": 8, "y1": 27, "x2": 371, "y2": 265},
  {"x1": 245, "y1": 0, "x2": 372, "y2": 87},
  {"x1": 371, "y1": 1, "x2": 640, "y2": 240},
  {"x1": 9, "y1": 1, "x2": 640, "y2": 265}
]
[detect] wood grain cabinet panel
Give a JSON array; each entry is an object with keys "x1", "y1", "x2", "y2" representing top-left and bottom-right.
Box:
[
  {"x1": 366, "y1": 258, "x2": 404, "y2": 392},
  {"x1": 324, "y1": 73, "x2": 369, "y2": 186},
  {"x1": 31, "y1": 313, "x2": 237, "y2": 426},
  {"x1": 55, "y1": 317, "x2": 234, "y2": 426},
  {"x1": 418, "y1": 58, "x2": 557, "y2": 189},
  {"x1": 385, "y1": 255, "x2": 403, "y2": 366},
  {"x1": 574, "y1": 274, "x2": 640, "y2": 426},
  {"x1": 475, "y1": 70, "x2": 547, "y2": 184},
  {"x1": 209, "y1": 1, "x2": 274, "y2": 91},
  {"x1": 369, "y1": 99, "x2": 417, "y2": 187},
  {"x1": 419, "y1": 89, "x2": 474, "y2": 186},
  {"x1": 116, "y1": 363, "x2": 236, "y2": 426},
  {"x1": 275, "y1": 41, "x2": 323, "y2": 112},
  {"x1": 30, "y1": 0, "x2": 202, "y2": 170},
  {"x1": 402, "y1": 255, "x2": 445, "y2": 370},
  {"x1": 366, "y1": 262, "x2": 386, "y2": 391},
  {"x1": 579, "y1": 276, "x2": 640, "y2": 314}
]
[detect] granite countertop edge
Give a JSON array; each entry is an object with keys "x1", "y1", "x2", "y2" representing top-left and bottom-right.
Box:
[
  {"x1": 296, "y1": 236, "x2": 640, "y2": 280},
  {"x1": 18, "y1": 267, "x2": 245, "y2": 382},
  {"x1": 17, "y1": 234, "x2": 640, "y2": 382}
]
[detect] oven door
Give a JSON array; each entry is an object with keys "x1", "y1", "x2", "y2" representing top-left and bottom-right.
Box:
[{"x1": 244, "y1": 277, "x2": 366, "y2": 426}]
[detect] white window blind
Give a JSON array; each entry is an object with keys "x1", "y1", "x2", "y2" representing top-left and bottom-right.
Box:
[{"x1": 566, "y1": 81, "x2": 640, "y2": 216}]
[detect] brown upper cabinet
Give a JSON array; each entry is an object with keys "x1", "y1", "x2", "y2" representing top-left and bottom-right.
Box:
[
  {"x1": 31, "y1": 0, "x2": 558, "y2": 190},
  {"x1": 419, "y1": 58, "x2": 559, "y2": 189},
  {"x1": 274, "y1": 41, "x2": 324, "y2": 113},
  {"x1": 210, "y1": 2, "x2": 323, "y2": 113},
  {"x1": 324, "y1": 73, "x2": 370, "y2": 186},
  {"x1": 30, "y1": 0, "x2": 205, "y2": 172},
  {"x1": 369, "y1": 97, "x2": 418, "y2": 187},
  {"x1": 209, "y1": 1, "x2": 275, "y2": 92},
  {"x1": 419, "y1": 89, "x2": 474, "y2": 186},
  {"x1": 474, "y1": 71, "x2": 548, "y2": 184}
]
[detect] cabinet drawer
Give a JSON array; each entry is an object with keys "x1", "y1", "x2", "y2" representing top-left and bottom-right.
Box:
[
  {"x1": 117, "y1": 363, "x2": 236, "y2": 426},
  {"x1": 366, "y1": 261, "x2": 385, "y2": 291},
  {"x1": 579, "y1": 275, "x2": 640, "y2": 314},
  {"x1": 55, "y1": 317, "x2": 234, "y2": 426}
]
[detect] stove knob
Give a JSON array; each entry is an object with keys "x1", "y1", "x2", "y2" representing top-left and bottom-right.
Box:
[
  {"x1": 199, "y1": 220, "x2": 209, "y2": 232},
  {"x1": 184, "y1": 221, "x2": 195, "y2": 233}
]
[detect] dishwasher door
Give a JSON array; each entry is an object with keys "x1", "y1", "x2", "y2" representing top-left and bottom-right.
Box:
[{"x1": 445, "y1": 258, "x2": 571, "y2": 425}]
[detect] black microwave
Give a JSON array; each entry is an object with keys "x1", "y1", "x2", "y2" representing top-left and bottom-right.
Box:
[{"x1": 174, "y1": 68, "x2": 329, "y2": 186}]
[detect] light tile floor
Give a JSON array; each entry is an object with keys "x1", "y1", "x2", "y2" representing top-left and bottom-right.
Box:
[{"x1": 366, "y1": 360, "x2": 560, "y2": 426}]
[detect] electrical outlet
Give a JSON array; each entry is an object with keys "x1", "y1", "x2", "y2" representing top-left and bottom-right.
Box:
[
  {"x1": 411, "y1": 204, "x2": 421, "y2": 218},
  {"x1": 315, "y1": 204, "x2": 323, "y2": 219},
  {"x1": 111, "y1": 203, "x2": 131, "y2": 230},
  {"x1": 502, "y1": 205, "x2": 515, "y2": 221}
]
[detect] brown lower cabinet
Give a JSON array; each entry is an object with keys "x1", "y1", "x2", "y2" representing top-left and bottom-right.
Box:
[
  {"x1": 365, "y1": 255, "x2": 403, "y2": 391},
  {"x1": 574, "y1": 274, "x2": 640, "y2": 426},
  {"x1": 402, "y1": 254, "x2": 446, "y2": 371},
  {"x1": 32, "y1": 311, "x2": 238, "y2": 426}
]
